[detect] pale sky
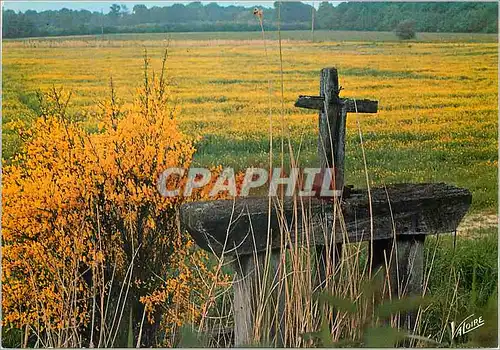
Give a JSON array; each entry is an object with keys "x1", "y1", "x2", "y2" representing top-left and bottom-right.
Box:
[{"x1": 3, "y1": 1, "x2": 326, "y2": 13}]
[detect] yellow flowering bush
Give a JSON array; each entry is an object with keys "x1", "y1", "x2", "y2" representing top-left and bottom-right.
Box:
[{"x1": 2, "y1": 57, "x2": 221, "y2": 347}]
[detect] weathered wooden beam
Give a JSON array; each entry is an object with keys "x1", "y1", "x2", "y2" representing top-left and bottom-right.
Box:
[
  {"x1": 317, "y1": 67, "x2": 345, "y2": 297},
  {"x1": 318, "y1": 68, "x2": 341, "y2": 172},
  {"x1": 343, "y1": 98, "x2": 378, "y2": 113},
  {"x1": 294, "y1": 96, "x2": 378, "y2": 113},
  {"x1": 294, "y1": 95, "x2": 324, "y2": 110},
  {"x1": 180, "y1": 183, "x2": 471, "y2": 257}
]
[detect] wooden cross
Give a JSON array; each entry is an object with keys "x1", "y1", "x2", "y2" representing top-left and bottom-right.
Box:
[
  {"x1": 295, "y1": 67, "x2": 378, "y2": 194},
  {"x1": 295, "y1": 67, "x2": 378, "y2": 290}
]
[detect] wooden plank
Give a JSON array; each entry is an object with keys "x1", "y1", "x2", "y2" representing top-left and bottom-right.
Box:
[
  {"x1": 294, "y1": 96, "x2": 378, "y2": 113},
  {"x1": 342, "y1": 98, "x2": 378, "y2": 113},
  {"x1": 294, "y1": 95, "x2": 324, "y2": 110},
  {"x1": 179, "y1": 183, "x2": 471, "y2": 257}
]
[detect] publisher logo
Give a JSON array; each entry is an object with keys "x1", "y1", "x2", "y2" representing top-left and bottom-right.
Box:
[{"x1": 450, "y1": 314, "x2": 485, "y2": 339}]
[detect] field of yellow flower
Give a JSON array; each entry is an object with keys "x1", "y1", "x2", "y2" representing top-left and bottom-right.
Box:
[{"x1": 3, "y1": 32, "x2": 498, "y2": 211}]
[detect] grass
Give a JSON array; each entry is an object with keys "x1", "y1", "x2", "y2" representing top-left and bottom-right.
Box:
[
  {"x1": 4, "y1": 30, "x2": 498, "y2": 43},
  {"x1": 423, "y1": 227, "x2": 498, "y2": 346}
]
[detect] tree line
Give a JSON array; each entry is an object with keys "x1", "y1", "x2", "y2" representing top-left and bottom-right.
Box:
[{"x1": 2, "y1": 1, "x2": 498, "y2": 39}]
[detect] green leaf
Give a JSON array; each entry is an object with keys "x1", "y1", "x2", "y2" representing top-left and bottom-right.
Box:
[
  {"x1": 316, "y1": 292, "x2": 358, "y2": 314},
  {"x1": 363, "y1": 326, "x2": 406, "y2": 348},
  {"x1": 360, "y1": 270, "x2": 385, "y2": 300},
  {"x1": 333, "y1": 338, "x2": 363, "y2": 348},
  {"x1": 177, "y1": 325, "x2": 204, "y2": 348},
  {"x1": 405, "y1": 334, "x2": 442, "y2": 346},
  {"x1": 301, "y1": 318, "x2": 335, "y2": 347},
  {"x1": 375, "y1": 296, "x2": 429, "y2": 319},
  {"x1": 468, "y1": 288, "x2": 498, "y2": 347},
  {"x1": 318, "y1": 319, "x2": 335, "y2": 348}
]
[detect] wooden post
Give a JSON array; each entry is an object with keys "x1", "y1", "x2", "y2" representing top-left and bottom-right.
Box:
[
  {"x1": 316, "y1": 67, "x2": 345, "y2": 288},
  {"x1": 233, "y1": 255, "x2": 254, "y2": 346},
  {"x1": 318, "y1": 67, "x2": 341, "y2": 174},
  {"x1": 233, "y1": 250, "x2": 285, "y2": 347},
  {"x1": 371, "y1": 226, "x2": 425, "y2": 331}
]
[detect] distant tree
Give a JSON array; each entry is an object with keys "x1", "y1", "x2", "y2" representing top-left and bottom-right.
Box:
[
  {"x1": 108, "y1": 4, "x2": 121, "y2": 25},
  {"x1": 133, "y1": 4, "x2": 147, "y2": 16},
  {"x1": 120, "y1": 4, "x2": 129, "y2": 15},
  {"x1": 395, "y1": 19, "x2": 416, "y2": 40},
  {"x1": 316, "y1": 2, "x2": 335, "y2": 29},
  {"x1": 205, "y1": 2, "x2": 222, "y2": 21},
  {"x1": 186, "y1": 2, "x2": 203, "y2": 21},
  {"x1": 2, "y1": 9, "x2": 38, "y2": 37},
  {"x1": 274, "y1": 1, "x2": 312, "y2": 23},
  {"x1": 132, "y1": 4, "x2": 149, "y2": 24},
  {"x1": 169, "y1": 4, "x2": 191, "y2": 22},
  {"x1": 109, "y1": 4, "x2": 121, "y2": 17}
]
